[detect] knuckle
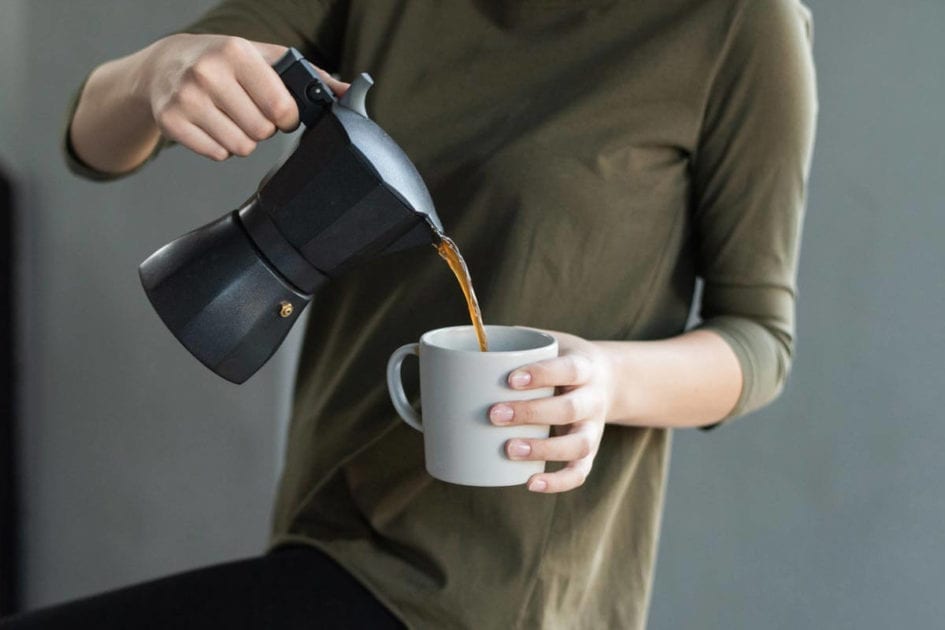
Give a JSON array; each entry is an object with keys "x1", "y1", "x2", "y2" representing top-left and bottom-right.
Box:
[
  {"x1": 188, "y1": 60, "x2": 216, "y2": 88},
  {"x1": 249, "y1": 120, "x2": 275, "y2": 141},
  {"x1": 530, "y1": 363, "x2": 550, "y2": 383},
  {"x1": 234, "y1": 139, "x2": 256, "y2": 157},
  {"x1": 174, "y1": 84, "x2": 201, "y2": 110},
  {"x1": 205, "y1": 147, "x2": 229, "y2": 161},
  {"x1": 569, "y1": 355, "x2": 593, "y2": 383},
  {"x1": 516, "y1": 402, "x2": 538, "y2": 424},
  {"x1": 576, "y1": 435, "x2": 593, "y2": 459},
  {"x1": 220, "y1": 36, "x2": 251, "y2": 59},
  {"x1": 561, "y1": 358, "x2": 580, "y2": 383},
  {"x1": 562, "y1": 396, "x2": 579, "y2": 421},
  {"x1": 155, "y1": 109, "x2": 176, "y2": 133},
  {"x1": 267, "y1": 95, "x2": 296, "y2": 123}
]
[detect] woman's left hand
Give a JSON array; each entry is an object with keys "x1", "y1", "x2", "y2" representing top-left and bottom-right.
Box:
[{"x1": 488, "y1": 331, "x2": 617, "y2": 493}]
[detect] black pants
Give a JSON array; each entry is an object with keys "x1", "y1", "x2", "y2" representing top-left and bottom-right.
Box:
[{"x1": 0, "y1": 546, "x2": 405, "y2": 629}]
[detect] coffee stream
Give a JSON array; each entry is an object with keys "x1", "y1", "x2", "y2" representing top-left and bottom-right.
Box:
[{"x1": 435, "y1": 234, "x2": 489, "y2": 352}]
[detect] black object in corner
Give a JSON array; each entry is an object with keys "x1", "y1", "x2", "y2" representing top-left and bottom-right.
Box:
[{"x1": 0, "y1": 163, "x2": 19, "y2": 615}]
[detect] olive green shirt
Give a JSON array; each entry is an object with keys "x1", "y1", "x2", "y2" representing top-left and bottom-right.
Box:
[{"x1": 65, "y1": 1, "x2": 817, "y2": 627}]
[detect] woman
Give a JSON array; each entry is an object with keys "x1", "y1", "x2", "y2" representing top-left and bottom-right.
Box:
[{"x1": 4, "y1": 0, "x2": 816, "y2": 628}]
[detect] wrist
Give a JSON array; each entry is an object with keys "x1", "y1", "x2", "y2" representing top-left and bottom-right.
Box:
[
  {"x1": 125, "y1": 39, "x2": 163, "y2": 111},
  {"x1": 82, "y1": 45, "x2": 154, "y2": 121},
  {"x1": 592, "y1": 342, "x2": 631, "y2": 425},
  {"x1": 595, "y1": 341, "x2": 647, "y2": 426},
  {"x1": 69, "y1": 41, "x2": 164, "y2": 176}
]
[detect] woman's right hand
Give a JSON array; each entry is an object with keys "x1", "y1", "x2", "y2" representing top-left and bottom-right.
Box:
[
  {"x1": 139, "y1": 33, "x2": 349, "y2": 161},
  {"x1": 69, "y1": 33, "x2": 349, "y2": 175}
]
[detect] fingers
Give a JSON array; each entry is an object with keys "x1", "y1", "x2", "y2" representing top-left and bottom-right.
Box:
[
  {"x1": 150, "y1": 35, "x2": 305, "y2": 160},
  {"x1": 190, "y1": 98, "x2": 258, "y2": 157},
  {"x1": 527, "y1": 463, "x2": 592, "y2": 494},
  {"x1": 489, "y1": 389, "x2": 600, "y2": 427},
  {"x1": 490, "y1": 354, "x2": 605, "y2": 494},
  {"x1": 155, "y1": 112, "x2": 228, "y2": 161},
  {"x1": 505, "y1": 427, "x2": 596, "y2": 463},
  {"x1": 208, "y1": 76, "x2": 277, "y2": 142},
  {"x1": 507, "y1": 353, "x2": 594, "y2": 390},
  {"x1": 504, "y1": 422, "x2": 602, "y2": 493},
  {"x1": 150, "y1": 35, "x2": 352, "y2": 160},
  {"x1": 232, "y1": 51, "x2": 299, "y2": 131}
]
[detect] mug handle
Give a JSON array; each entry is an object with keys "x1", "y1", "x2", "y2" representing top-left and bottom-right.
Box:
[{"x1": 386, "y1": 343, "x2": 423, "y2": 432}]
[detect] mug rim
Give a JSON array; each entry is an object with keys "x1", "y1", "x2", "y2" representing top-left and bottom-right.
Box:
[{"x1": 419, "y1": 325, "x2": 556, "y2": 356}]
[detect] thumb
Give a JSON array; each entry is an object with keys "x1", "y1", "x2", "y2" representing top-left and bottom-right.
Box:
[{"x1": 314, "y1": 68, "x2": 350, "y2": 99}]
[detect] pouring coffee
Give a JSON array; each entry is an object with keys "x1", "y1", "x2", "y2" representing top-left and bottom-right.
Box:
[{"x1": 139, "y1": 48, "x2": 458, "y2": 383}]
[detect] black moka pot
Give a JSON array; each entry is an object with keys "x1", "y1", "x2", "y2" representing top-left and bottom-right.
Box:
[{"x1": 139, "y1": 49, "x2": 443, "y2": 384}]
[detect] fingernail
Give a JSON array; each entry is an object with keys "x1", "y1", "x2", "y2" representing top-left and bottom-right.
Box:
[
  {"x1": 508, "y1": 441, "x2": 531, "y2": 458},
  {"x1": 490, "y1": 404, "x2": 514, "y2": 424},
  {"x1": 529, "y1": 479, "x2": 547, "y2": 492},
  {"x1": 509, "y1": 371, "x2": 531, "y2": 388}
]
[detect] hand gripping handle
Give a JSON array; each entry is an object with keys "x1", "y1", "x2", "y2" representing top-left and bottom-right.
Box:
[{"x1": 272, "y1": 48, "x2": 336, "y2": 127}]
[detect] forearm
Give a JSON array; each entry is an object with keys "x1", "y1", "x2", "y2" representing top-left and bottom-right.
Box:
[
  {"x1": 598, "y1": 329, "x2": 742, "y2": 429},
  {"x1": 69, "y1": 44, "x2": 161, "y2": 176}
]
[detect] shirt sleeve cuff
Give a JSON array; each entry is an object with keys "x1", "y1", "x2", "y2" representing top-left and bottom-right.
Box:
[{"x1": 694, "y1": 314, "x2": 791, "y2": 430}]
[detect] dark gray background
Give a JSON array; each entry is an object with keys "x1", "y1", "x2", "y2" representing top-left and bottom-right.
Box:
[
  {"x1": 0, "y1": 0, "x2": 300, "y2": 607},
  {"x1": 1, "y1": 1, "x2": 942, "y2": 628}
]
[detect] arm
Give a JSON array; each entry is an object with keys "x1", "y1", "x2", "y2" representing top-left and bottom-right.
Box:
[
  {"x1": 600, "y1": 330, "x2": 743, "y2": 428},
  {"x1": 490, "y1": 0, "x2": 818, "y2": 492},
  {"x1": 490, "y1": 330, "x2": 741, "y2": 431},
  {"x1": 66, "y1": 0, "x2": 349, "y2": 179},
  {"x1": 69, "y1": 49, "x2": 163, "y2": 176},
  {"x1": 69, "y1": 36, "x2": 311, "y2": 175}
]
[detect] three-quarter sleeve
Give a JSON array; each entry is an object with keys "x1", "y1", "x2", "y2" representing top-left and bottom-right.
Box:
[
  {"x1": 63, "y1": 0, "x2": 349, "y2": 181},
  {"x1": 691, "y1": 0, "x2": 818, "y2": 423}
]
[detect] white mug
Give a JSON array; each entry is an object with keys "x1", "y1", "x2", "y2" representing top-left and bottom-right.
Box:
[{"x1": 386, "y1": 325, "x2": 558, "y2": 487}]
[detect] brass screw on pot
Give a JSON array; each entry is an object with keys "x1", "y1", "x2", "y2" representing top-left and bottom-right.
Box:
[{"x1": 279, "y1": 301, "x2": 294, "y2": 318}]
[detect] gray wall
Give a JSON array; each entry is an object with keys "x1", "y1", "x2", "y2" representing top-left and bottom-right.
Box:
[
  {"x1": 1, "y1": 0, "x2": 302, "y2": 607},
  {"x1": 2, "y1": 1, "x2": 943, "y2": 628},
  {"x1": 649, "y1": 2, "x2": 945, "y2": 629}
]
